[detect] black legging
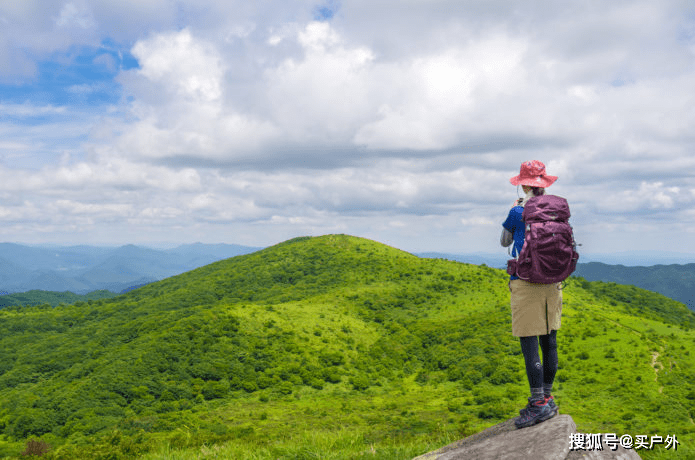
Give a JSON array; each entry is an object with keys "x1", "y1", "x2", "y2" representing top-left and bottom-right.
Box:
[{"x1": 519, "y1": 330, "x2": 557, "y2": 390}]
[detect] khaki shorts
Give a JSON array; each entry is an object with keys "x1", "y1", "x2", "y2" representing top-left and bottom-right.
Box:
[{"x1": 509, "y1": 279, "x2": 562, "y2": 337}]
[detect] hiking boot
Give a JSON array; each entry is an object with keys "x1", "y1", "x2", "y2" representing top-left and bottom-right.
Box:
[
  {"x1": 518, "y1": 395, "x2": 557, "y2": 415},
  {"x1": 545, "y1": 395, "x2": 558, "y2": 415},
  {"x1": 515, "y1": 398, "x2": 555, "y2": 429}
]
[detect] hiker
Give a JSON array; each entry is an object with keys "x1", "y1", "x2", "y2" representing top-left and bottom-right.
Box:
[{"x1": 501, "y1": 160, "x2": 562, "y2": 429}]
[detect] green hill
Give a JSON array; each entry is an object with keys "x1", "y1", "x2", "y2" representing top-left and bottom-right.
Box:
[
  {"x1": 0, "y1": 290, "x2": 117, "y2": 308},
  {"x1": 0, "y1": 235, "x2": 692, "y2": 459}
]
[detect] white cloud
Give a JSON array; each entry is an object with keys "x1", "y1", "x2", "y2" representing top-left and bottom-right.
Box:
[
  {"x1": 3, "y1": 1, "x2": 695, "y2": 254},
  {"x1": 116, "y1": 29, "x2": 281, "y2": 161},
  {"x1": 596, "y1": 181, "x2": 685, "y2": 212},
  {"x1": 298, "y1": 21, "x2": 341, "y2": 50},
  {"x1": 265, "y1": 22, "x2": 375, "y2": 144},
  {"x1": 0, "y1": 103, "x2": 67, "y2": 117},
  {"x1": 132, "y1": 29, "x2": 224, "y2": 102},
  {"x1": 225, "y1": 22, "x2": 257, "y2": 41},
  {"x1": 460, "y1": 216, "x2": 496, "y2": 226},
  {"x1": 115, "y1": 22, "x2": 530, "y2": 158},
  {"x1": 55, "y1": 199, "x2": 132, "y2": 216},
  {"x1": 268, "y1": 23, "x2": 300, "y2": 46},
  {"x1": 138, "y1": 206, "x2": 184, "y2": 219},
  {"x1": 55, "y1": 2, "x2": 96, "y2": 29}
]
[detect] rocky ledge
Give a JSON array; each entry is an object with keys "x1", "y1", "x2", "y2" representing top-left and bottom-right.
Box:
[{"x1": 413, "y1": 414, "x2": 642, "y2": 460}]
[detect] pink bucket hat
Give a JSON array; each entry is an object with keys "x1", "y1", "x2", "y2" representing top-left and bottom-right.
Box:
[{"x1": 509, "y1": 160, "x2": 557, "y2": 187}]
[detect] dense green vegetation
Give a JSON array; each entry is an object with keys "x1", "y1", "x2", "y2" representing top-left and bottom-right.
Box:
[
  {"x1": 575, "y1": 261, "x2": 695, "y2": 311},
  {"x1": 0, "y1": 290, "x2": 117, "y2": 308},
  {"x1": 0, "y1": 234, "x2": 692, "y2": 459}
]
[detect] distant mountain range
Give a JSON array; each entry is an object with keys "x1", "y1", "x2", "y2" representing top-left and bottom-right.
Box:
[
  {"x1": 573, "y1": 262, "x2": 695, "y2": 310},
  {"x1": 0, "y1": 242, "x2": 261, "y2": 294},
  {"x1": 415, "y1": 251, "x2": 695, "y2": 311},
  {"x1": 3, "y1": 242, "x2": 694, "y2": 312}
]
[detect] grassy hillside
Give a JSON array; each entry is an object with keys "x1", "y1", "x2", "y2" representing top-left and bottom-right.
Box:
[{"x1": 0, "y1": 235, "x2": 692, "y2": 459}]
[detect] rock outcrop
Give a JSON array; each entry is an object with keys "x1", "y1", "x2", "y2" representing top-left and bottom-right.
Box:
[{"x1": 413, "y1": 415, "x2": 642, "y2": 460}]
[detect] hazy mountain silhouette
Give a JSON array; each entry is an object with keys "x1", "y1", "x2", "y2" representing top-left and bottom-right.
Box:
[{"x1": 0, "y1": 242, "x2": 261, "y2": 294}]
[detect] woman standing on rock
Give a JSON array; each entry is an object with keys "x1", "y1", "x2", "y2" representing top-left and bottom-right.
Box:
[{"x1": 501, "y1": 160, "x2": 562, "y2": 429}]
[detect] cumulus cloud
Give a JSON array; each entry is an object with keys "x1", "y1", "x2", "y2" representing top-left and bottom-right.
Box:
[
  {"x1": 107, "y1": 9, "x2": 695, "y2": 174},
  {"x1": 132, "y1": 30, "x2": 224, "y2": 102},
  {"x1": 112, "y1": 21, "x2": 534, "y2": 162},
  {"x1": 115, "y1": 29, "x2": 281, "y2": 162},
  {"x1": 2, "y1": 0, "x2": 695, "y2": 252},
  {"x1": 265, "y1": 22, "x2": 375, "y2": 144},
  {"x1": 354, "y1": 35, "x2": 527, "y2": 150},
  {"x1": 596, "y1": 181, "x2": 684, "y2": 213}
]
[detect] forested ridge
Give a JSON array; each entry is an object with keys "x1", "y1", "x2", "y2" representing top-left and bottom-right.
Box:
[
  {"x1": 0, "y1": 290, "x2": 117, "y2": 308},
  {"x1": 0, "y1": 235, "x2": 693, "y2": 459},
  {"x1": 574, "y1": 261, "x2": 695, "y2": 311}
]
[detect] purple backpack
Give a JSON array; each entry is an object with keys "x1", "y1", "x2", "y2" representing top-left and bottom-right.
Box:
[{"x1": 506, "y1": 195, "x2": 579, "y2": 284}]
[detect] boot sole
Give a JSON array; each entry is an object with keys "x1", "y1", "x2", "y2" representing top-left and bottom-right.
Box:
[{"x1": 515, "y1": 408, "x2": 557, "y2": 429}]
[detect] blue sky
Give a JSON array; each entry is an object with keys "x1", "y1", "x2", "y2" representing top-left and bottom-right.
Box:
[
  {"x1": 2, "y1": 43, "x2": 133, "y2": 107},
  {"x1": 1, "y1": 1, "x2": 695, "y2": 261}
]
